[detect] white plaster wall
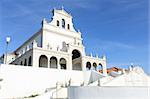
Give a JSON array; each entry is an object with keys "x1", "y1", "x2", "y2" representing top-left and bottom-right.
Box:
[
  {"x1": 43, "y1": 29, "x2": 75, "y2": 51},
  {"x1": 0, "y1": 64, "x2": 84, "y2": 98},
  {"x1": 68, "y1": 86, "x2": 150, "y2": 99},
  {"x1": 42, "y1": 24, "x2": 82, "y2": 50}
]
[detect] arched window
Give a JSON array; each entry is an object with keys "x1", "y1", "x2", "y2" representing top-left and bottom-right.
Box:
[
  {"x1": 67, "y1": 24, "x2": 70, "y2": 30},
  {"x1": 39, "y1": 55, "x2": 48, "y2": 68},
  {"x1": 62, "y1": 19, "x2": 65, "y2": 28},
  {"x1": 93, "y1": 62, "x2": 97, "y2": 70},
  {"x1": 24, "y1": 59, "x2": 27, "y2": 66},
  {"x1": 60, "y1": 58, "x2": 67, "y2": 69},
  {"x1": 57, "y1": 20, "x2": 59, "y2": 26},
  {"x1": 86, "y1": 62, "x2": 91, "y2": 70},
  {"x1": 50, "y1": 56, "x2": 57, "y2": 68},
  {"x1": 98, "y1": 63, "x2": 103, "y2": 73},
  {"x1": 28, "y1": 56, "x2": 32, "y2": 66}
]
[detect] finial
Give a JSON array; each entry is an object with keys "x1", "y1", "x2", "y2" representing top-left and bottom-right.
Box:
[
  {"x1": 52, "y1": 8, "x2": 55, "y2": 16},
  {"x1": 90, "y1": 53, "x2": 93, "y2": 57},
  {"x1": 61, "y1": 6, "x2": 64, "y2": 10},
  {"x1": 102, "y1": 54, "x2": 106, "y2": 60},
  {"x1": 26, "y1": 45, "x2": 30, "y2": 51},
  {"x1": 122, "y1": 69, "x2": 126, "y2": 74},
  {"x1": 69, "y1": 13, "x2": 72, "y2": 16},
  {"x1": 130, "y1": 63, "x2": 134, "y2": 67},
  {"x1": 43, "y1": 18, "x2": 46, "y2": 22},
  {"x1": 68, "y1": 78, "x2": 71, "y2": 86},
  {"x1": 57, "y1": 45, "x2": 59, "y2": 51},
  {"x1": 96, "y1": 53, "x2": 99, "y2": 58},
  {"x1": 41, "y1": 18, "x2": 46, "y2": 27},
  {"x1": 129, "y1": 63, "x2": 134, "y2": 71},
  {"x1": 77, "y1": 29, "x2": 81, "y2": 34},
  {"x1": 98, "y1": 79, "x2": 100, "y2": 86},
  {"x1": 77, "y1": 29, "x2": 80, "y2": 32},
  {"x1": 33, "y1": 40, "x2": 37, "y2": 48}
]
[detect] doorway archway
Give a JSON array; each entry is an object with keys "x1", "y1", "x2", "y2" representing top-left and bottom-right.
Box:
[{"x1": 72, "y1": 49, "x2": 82, "y2": 70}]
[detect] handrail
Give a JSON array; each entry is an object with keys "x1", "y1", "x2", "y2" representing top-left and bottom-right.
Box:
[{"x1": 51, "y1": 87, "x2": 63, "y2": 99}]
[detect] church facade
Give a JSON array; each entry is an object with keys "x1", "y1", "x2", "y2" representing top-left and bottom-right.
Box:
[
  {"x1": 0, "y1": 8, "x2": 150, "y2": 99},
  {"x1": 1, "y1": 8, "x2": 107, "y2": 75}
]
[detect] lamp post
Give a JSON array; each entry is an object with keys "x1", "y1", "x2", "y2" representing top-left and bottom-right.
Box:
[{"x1": 5, "y1": 36, "x2": 11, "y2": 64}]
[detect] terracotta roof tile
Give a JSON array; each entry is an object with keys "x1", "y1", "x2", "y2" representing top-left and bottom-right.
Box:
[{"x1": 99, "y1": 67, "x2": 123, "y2": 74}]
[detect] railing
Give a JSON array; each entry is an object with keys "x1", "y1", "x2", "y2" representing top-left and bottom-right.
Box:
[{"x1": 45, "y1": 82, "x2": 68, "y2": 99}]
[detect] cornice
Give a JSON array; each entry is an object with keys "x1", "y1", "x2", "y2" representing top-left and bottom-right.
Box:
[{"x1": 33, "y1": 47, "x2": 70, "y2": 56}]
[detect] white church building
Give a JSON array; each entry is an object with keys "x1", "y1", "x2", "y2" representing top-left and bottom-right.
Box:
[
  {"x1": 1, "y1": 8, "x2": 107, "y2": 75},
  {"x1": 0, "y1": 8, "x2": 150, "y2": 99}
]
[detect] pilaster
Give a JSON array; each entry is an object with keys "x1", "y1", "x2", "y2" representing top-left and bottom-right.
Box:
[{"x1": 81, "y1": 57, "x2": 86, "y2": 71}]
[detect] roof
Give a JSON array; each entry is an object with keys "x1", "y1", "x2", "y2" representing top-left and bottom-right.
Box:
[
  {"x1": 14, "y1": 29, "x2": 42, "y2": 53},
  {"x1": 99, "y1": 67, "x2": 123, "y2": 74}
]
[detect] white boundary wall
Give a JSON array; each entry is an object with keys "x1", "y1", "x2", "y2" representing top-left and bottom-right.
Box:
[
  {"x1": 68, "y1": 86, "x2": 150, "y2": 99},
  {"x1": 0, "y1": 64, "x2": 84, "y2": 98}
]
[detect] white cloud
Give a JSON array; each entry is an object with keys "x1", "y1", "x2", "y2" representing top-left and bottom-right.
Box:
[{"x1": 96, "y1": 40, "x2": 135, "y2": 50}]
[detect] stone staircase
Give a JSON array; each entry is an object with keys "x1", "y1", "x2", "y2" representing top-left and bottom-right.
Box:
[{"x1": 33, "y1": 82, "x2": 68, "y2": 99}]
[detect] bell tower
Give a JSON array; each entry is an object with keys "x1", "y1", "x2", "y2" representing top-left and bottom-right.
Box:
[{"x1": 50, "y1": 8, "x2": 76, "y2": 32}]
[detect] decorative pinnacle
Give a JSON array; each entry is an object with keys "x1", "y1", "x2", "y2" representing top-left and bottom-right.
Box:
[
  {"x1": 90, "y1": 53, "x2": 93, "y2": 57},
  {"x1": 78, "y1": 29, "x2": 80, "y2": 32},
  {"x1": 41, "y1": 18, "x2": 46, "y2": 26},
  {"x1": 102, "y1": 55, "x2": 106, "y2": 60},
  {"x1": 96, "y1": 53, "x2": 99, "y2": 58},
  {"x1": 43, "y1": 18, "x2": 46, "y2": 22},
  {"x1": 130, "y1": 63, "x2": 134, "y2": 66},
  {"x1": 77, "y1": 29, "x2": 81, "y2": 34},
  {"x1": 61, "y1": 6, "x2": 64, "y2": 10}
]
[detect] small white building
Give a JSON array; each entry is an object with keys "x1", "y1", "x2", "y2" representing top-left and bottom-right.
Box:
[{"x1": 0, "y1": 8, "x2": 107, "y2": 75}]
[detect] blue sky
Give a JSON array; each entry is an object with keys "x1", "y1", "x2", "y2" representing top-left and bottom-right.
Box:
[{"x1": 0, "y1": 0, "x2": 149, "y2": 73}]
